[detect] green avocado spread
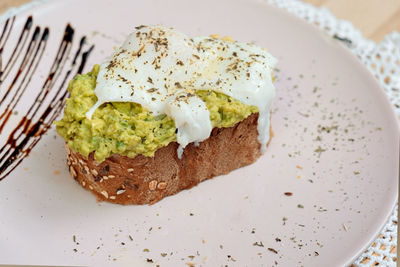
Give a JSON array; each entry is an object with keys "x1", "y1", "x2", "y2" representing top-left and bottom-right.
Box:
[{"x1": 55, "y1": 65, "x2": 258, "y2": 162}]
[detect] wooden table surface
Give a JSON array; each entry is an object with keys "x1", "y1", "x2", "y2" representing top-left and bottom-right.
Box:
[{"x1": 1, "y1": 0, "x2": 400, "y2": 42}]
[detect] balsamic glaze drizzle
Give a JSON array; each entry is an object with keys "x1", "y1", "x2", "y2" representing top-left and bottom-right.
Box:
[{"x1": 0, "y1": 16, "x2": 94, "y2": 180}]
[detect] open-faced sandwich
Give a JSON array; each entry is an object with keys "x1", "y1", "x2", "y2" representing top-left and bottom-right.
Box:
[{"x1": 55, "y1": 25, "x2": 277, "y2": 205}]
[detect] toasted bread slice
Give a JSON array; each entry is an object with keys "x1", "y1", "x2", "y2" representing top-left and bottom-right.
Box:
[{"x1": 66, "y1": 113, "x2": 272, "y2": 205}]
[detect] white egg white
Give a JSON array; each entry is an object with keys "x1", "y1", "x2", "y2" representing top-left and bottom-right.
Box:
[{"x1": 87, "y1": 25, "x2": 277, "y2": 157}]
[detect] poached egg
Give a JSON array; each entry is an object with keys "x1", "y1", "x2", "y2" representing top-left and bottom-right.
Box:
[{"x1": 87, "y1": 26, "x2": 277, "y2": 158}]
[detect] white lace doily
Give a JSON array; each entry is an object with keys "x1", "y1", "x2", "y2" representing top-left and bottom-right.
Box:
[
  {"x1": 2, "y1": 0, "x2": 398, "y2": 266},
  {"x1": 266, "y1": 0, "x2": 398, "y2": 266}
]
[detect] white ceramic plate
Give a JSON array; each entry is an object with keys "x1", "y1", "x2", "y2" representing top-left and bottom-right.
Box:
[{"x1": 0, "y1": 0, "x2": 398, "y2": 266}]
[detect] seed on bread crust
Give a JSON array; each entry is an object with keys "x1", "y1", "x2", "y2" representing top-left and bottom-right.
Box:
[
  {"x1": 101, "y1": 191, "x2": 109, "y2": 198},
  {"x1": 117, "y1": 189, "x2": 126, "y2": 195},
  {"x1": 149, "y1": 180, "x2": 157, "y2": 191},
  {"x1": 69, "y1": 166, "x2": 77, "y2": 178},
  {"x1": 91, "y1": 169, "x2": 98, "y2": 176},
  {"x1": 157, "y1": 182, "x2": 167, "y2": 190},
  {"x1": 127, "y1": 168, "x2": 134, "y2": 172},
  {"x1": 109, "y1": 196, "x2": 116, "y2": 200}
]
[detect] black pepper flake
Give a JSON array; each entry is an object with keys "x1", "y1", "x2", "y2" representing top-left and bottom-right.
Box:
[
  {"x1": 135, "y1": 25, "x2": 146, "y2": 30},
  {"x1": 129, "y1": 235, "x2": 133, "y2": 241},
  {"x1": 284, "y1": 192, "x2": 293, "y2": 196},
  {"x1": 333, "y1": 34, "x2": 352, "y2": 45},
  {"x1": 147, "y1": 77, "x2": 153, "y2": 84},
  {"x1": 253, "y1": 241, "x2": 264, "y2": 247},
  {"x1": 275, "y1": 238, "x2": 281, "y2": 242},
  {"x1": 314, "y1": 251, "x2": 319, "y2": 256},
  {"x1": 146, "y1": 259, "x2": 153, "y2": 263},
  {"x1": 174, "y1": 82, "x2": 182, "y2": 89},
  {"x1": 268, "y1": 248, "x2": 278, "y2": 254}
]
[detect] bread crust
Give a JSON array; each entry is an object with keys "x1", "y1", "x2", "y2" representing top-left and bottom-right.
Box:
[{"x1": 66, "y1": 113, "x2": 272, "y2": 205}]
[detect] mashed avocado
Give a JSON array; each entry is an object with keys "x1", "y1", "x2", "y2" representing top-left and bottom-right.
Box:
[{"x1": 55, "y1": 65, "x2": 258, "y2": 162}]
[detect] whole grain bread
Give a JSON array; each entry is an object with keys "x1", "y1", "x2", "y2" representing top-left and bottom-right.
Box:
[{"x1": 66, "y1": 113, "x2": 272, "y2": 205}]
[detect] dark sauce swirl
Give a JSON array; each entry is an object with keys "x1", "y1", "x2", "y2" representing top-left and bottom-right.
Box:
[{"x1": 0, "y1": 15, "x2": 94, "y2": 180}]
